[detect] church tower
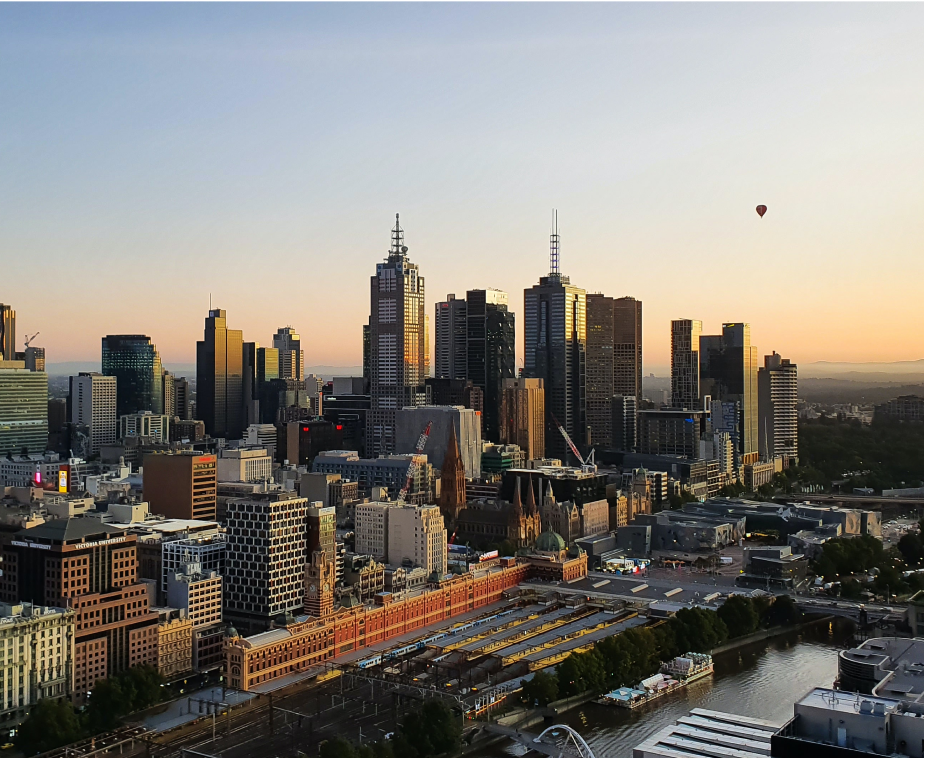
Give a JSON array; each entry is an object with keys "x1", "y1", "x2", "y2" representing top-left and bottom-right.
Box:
[{"x1": 438, "y1": 424, "x2": 467, "y2": 524}]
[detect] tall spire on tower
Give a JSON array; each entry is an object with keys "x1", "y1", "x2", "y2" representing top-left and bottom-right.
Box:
[
  {"x1": 390, "y1": 213, "x2": 407, "y2": 258},
  {"x1": 549, "y1": 209, "x2": 560, "y2": 276},
  {"x1": 525, "y1": 475, "x2": 537, "y2": 515}
]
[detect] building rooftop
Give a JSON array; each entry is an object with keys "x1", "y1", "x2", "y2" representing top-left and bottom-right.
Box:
[
  {"x1": 15, "y1": 518, "x2": 125, "y2": 544},
  {"x1": 633, "y1": 707, "x2": 781, "y2": 758}
]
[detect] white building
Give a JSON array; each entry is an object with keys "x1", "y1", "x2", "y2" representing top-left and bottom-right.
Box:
[
  {"x1": 758, "y1": 352, "x2": 799, "y2": 465},
  {"x1": 217, "y1": 447, "x2": 273, "y2": 483},
  {"x1": 0, "y1": 602, "x2": 75, "y2": 726},
  {"x1": 166, "y1": 562, "x2": 222, "y2": 628},
  {"x1": 387, "y1": 503, "x2": 447, "y2": 578},
  {"x1": 119, "y1": 411, "x2": 170, "y2": 442},
  {"x1": 69, "y1": 372, "x2": 116, "y2": 454},
  {"x1": 355, "y1": 501, "x2": 390, "y2": 560}
]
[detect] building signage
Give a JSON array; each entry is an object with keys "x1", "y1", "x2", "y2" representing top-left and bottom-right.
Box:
[
  {"x1": 11, "y1": 541, "x2": 51, "y2": 550},
  {"x1": 58, "y1": 469, "x2": 68, "y2": 493}
]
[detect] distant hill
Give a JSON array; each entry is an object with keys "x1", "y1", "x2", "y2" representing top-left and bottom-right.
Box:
[
  {"x1": 802, "y1": 360, "x2": 923, "y2": 380},
  {"x1": 45, "y1": 362, "x2": 364, "y2": 381}
]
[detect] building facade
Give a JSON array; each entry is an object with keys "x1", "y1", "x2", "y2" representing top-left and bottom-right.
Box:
[
  {"x1": 367, "y1": 215, "x2": 427, "y2": 456},
  {"x1": 102, "y1": 335, "x2": 163, "y2": 417},
  {"x1": 499, "y1": 378, "x2": 545, "y2": 461},
  {"x1": 465, "y1": 289, "x2": 516, "y2": 443},
  {"x1": 613, "y1": 296, "x2": 643, "y2": 406},
  {"x1": 119, "y1": 411, "x2": 169, "y2": 442},
  {"x1": 217, "y1": 447, "x2": 273, "y2": 483},
  {"x1": 0, "y1": 304, "x2": 14, "y2": 362},
  {"x1": 196, "y1": 309, "x2": 244, "y2": 440},
  {"x1": 273, "y1": 327, "x2": 304, "y2": 382},
  {"x1": 0, "y1": 367, "x2": 48, "y2": 456},
  {"x1": 758, "y1": 352, "x2": 798, "y2": 465},
  {"x1": 143, "y1": 452, "x2": 218, "y2": 521},
  {"x1": 69, "y1": 373, "x2": 117, "y2": 455},
  {"x1": 670, "y1": 319, "x2": 701, "y2": 410},
  {"x1": 434, "y1": 295, "x2": 468, "y2": 381},
  {"x1": 354, "y1": 502, "x2": 390, "y2": 560},
  {"x1": 395, "y1": 405, "x2": 481, "y2": 479},
  {"x1": 166, "y1": 562, "x2": 223, "y2": 629},
  {"x1": 153, "y1": 607, "x2": 193, "y2": 680},
  {"x1": 387, "y1": 504, "x2": 447, "y2": 578},
  {"x1": 637, "y1": 409, "x2": 708, "y2": 459}
]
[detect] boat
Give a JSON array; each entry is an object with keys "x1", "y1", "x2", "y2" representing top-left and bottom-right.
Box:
[{"x1": 598, "y1": 653, "x2": 713, "y2": 709}]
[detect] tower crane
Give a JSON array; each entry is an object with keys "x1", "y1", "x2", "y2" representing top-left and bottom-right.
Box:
[
  {"x1": 23, "y1": 332, "x2": 39, "y2": 349},
  {"x1": 549, "y1": 413, "x2": 596, "y2": 473},
  {"x1": 397, "y1": 421, "x2": 432, "y2": 503}
]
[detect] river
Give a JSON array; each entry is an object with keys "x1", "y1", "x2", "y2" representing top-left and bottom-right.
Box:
[{"x1": 480, "y1": 617, "x2": 856, "y2": 758}]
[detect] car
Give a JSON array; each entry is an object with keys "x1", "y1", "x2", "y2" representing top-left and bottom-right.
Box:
[{"x1": 1, "y1": 743, "x2": 14, "y2": 750}]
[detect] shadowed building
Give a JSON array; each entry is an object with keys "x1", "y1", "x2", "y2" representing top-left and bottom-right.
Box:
[
  {"x1": 438, "y1": 425, "x2": 467, "y2": 524},
  {"x1": 196, "y1": 309, "x2": 244, "y2": 440},
  {"x1": 102, "y1": 335, "x2": 163, "y2": 417}
]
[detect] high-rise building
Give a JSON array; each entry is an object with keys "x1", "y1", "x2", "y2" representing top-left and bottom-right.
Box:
[
  {"x1": 255, "y1": 346, "x2": 279, "y2": 424},
  {"x1": 434, "y1": 294, "x2": 468, "y2": 380},
  {"x1": 224, "y1": 492, "x2": 308, "y2": 632},
  {"x1": 69, "y1": 372, "x2": 116, "y2": 455},
  {"x1": 637, "y1": 409, "x2": 708, "y2": 459},
  {"x1": 162, "y1": 370, "x2": 177, "y2": 417},
  {"x1": 307, "y1": 503, "x2": 336, "y2": 559},
  {"x1": 0, "y1": 520, "x2": 159, "y2": 702},
  {"x1": 102, "y1": 335, "x2": 163, "y2": 417},
  {"x1": 0, "y1": 365, "x2": 48, "y2": 455},
  {"x1": 758, "y1": 352, "x2": 798, "y2": 465},
  {"x1": 0, "y1": 304, "x2": 14, "y2": 362},
  {"x1": 700, "y1": 323, "x2": 759, "y2": 460},
  {"x1": 395, "y1": 405, "x2": 481, "y2": 478},
  {"x1": 355, "y1": 501, "x2": 390, "y2": 559},
  {"x1": 466, "y1": 289, "x2": 515, "y2": 443},
  {"x1": 166, "y1": 562, "x2": 223, "y2": 629},
  {"x1": 23, "y1": 346, "x2": 45, "y2": 372},
  {"x1": 387, "y1": 504, "x2": 447, "y2": 578},
  {"x1": 586, "y1": 294, "x2": 615, "y2": 446},
  {"x1": 499, "y1": 378, "x2": 545, "y2": 461},
  {"x1": 425, "y1": 378, "x2": 483, "y2": 417},
  {"x1": 523, "y1": 214, "x2": 586, "y2": 462},
  {"x1": 273, "y1": 327, "x2": 304, "y2": 382},
  {"x1": 174, "y1": 376, "x2": 191, "y2": 421},
  {"x1": 670, "y1": 319, "x2": 702, "y2": 410},
  {"x1": 614, "y1": 297, "x2": 642, "y2": 402},
  {"x1": 367, "y1": 214, "x2": 427, "y2": 456},
  {"x1": 362, "y1": 324, "x2": 371, "y2": 385},
  {"x1": 143, "y1": 452, "x2": 217, "y2": 521},
  {"x1": 241, "y1": 342, "x2": 259, "y2": 428},
  {"x1": 196, "y1": 309, "x2": 244, "y2": 439},
  {"x1": 611, "y1": 395, "x2": 637, "y2": 451}
]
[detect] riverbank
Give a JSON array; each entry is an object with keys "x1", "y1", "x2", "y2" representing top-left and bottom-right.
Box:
[{"x1": 708, "y1": 614, "x2": 836, "y2": 656}]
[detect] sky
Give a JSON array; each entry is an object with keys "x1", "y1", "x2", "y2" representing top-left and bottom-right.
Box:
[{"x1": 1, "y1": 2, "x2": 922, "y2": 374}]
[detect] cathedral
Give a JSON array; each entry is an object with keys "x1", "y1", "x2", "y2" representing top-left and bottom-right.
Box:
[{"x1": 452, "y1": 472, "x2": 542, "y2": 550}]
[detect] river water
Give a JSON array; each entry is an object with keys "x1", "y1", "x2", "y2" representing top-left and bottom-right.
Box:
[{"x1": 481, "y1": 618, "x2": 856, "y2": 758}]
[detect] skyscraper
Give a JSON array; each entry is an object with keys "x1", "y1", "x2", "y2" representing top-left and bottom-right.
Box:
[
  {"x1": 0, "y1": 365, "x2": 47, "y2": 455},
  {"x1": 613, "y1": 296, "x2": 643, "y2": 405},
  {"x1": 69, "y1": 372, "x2": 117, "y2": 454},
  {"x1": 0, "y1": 304, "x2": 14, "y2": 362},
  {"x1": 367, "y1": 214, "x2": 426, "y2": 456},
  {"x1": 499, "y1": 377, "x2": 545, "y2": 460},
  {"x1": 434, "y1": 294, "x2": 468, "y2": 380},
  {"x1": 256, "y1": 346, "x2": 279, "y2": 424},
  {"x1": 102, "y1": 335, "x2": 163, "y2": 417},
  {"x1": 467, "y1": 289, "x2": 515, "y2": 442},
  {"x1": 758, "y1": 352, "x2": 799, "y2": 465},
  {"x1": 699, "y1": 323, "x2": 759, "y2": 460},
  {"x1": 523, "y1": 214, "x2": 586, "y2": 462},
  {"x1": 196, "y1": 309, "x2": 244, "y2": 439},
  {"x1": 273, "y1": 327, "x2": 304, "y2": 382},
  {"x1": 670, "y1": 319, "x2": 702, "y2": 410}
]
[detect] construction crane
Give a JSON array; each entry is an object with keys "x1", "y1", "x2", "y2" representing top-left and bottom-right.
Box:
[
  {"x1": 550, "y1": 413, "x2": 596, "y2": 472},
  {"x1": 397, "y1": 421, "x2": 432, "y2": 503},
  {"x1": 23, "y1": 332, "x2": 39, "y2": 349}
]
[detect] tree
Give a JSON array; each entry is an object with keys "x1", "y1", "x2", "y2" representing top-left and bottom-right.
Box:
[
  {"x1": 898, "y1": 530, "x2": 924, "y2": 568},
  {"x1": 320, "y1": 737, "x2": 359, "y2": 758},
  {"x1": 16, "y1": 698, "x2": 83, "y2": 755},
  {"x1": 522, "y1": 670, "x2": 558, "y2": 706},
  {"x1": 85, "y1": 677, "x2": 128, "y2": 734},
  {"x1": 717, "y1": 595, "x2": 759, "y2": 639},
  {"x1": 401, "y1": 700, "x2": 461, "y2": 758},
  {"x1": 763, "y1": 595, "x2": 801, "y2": 627}
]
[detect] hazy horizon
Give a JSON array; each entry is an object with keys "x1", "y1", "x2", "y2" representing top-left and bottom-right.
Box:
[{"x1": 2, "y1": 3, "x2": 922, "y2": 370}]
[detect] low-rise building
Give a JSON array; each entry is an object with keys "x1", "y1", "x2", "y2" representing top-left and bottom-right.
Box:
[
  {"x1": 217, "y1": 447, "x2": 273, "y2": 483},
  {"x1": 738, "y1": 546, "x2": 808, "y2": 589},
  {"x1": 154, "y1": 607, "x2": 193, "y2": 680},
  {"x1": 166, "y1": 561, "x2": 222, "y2": 629},
  {"x1": 120, "y1": 412, "x2": 170, "y2": 442}
]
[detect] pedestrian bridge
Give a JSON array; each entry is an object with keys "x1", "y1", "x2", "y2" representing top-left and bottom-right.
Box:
[{"x1": 482, "y1": 723, "x2": 596, "y2": 757}]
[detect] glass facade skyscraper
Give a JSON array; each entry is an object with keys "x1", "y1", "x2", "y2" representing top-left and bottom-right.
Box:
[
  {"x1": 101, "y1": 335, "x2": 163, "y2": 417},
  {"x1": 196, "y1": 309, "x2": 244, "y2": 440},
  {"x1": 0, "y1": 367, "x2": 48, "y2": 455},
  {"x1": 466, "y1": 289, "x2": 515, "y2": 443}
]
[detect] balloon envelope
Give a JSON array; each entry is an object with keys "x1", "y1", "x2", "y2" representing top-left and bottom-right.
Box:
[{"x1": 756, "y1": 205, "x2": 767, "y2": 218}]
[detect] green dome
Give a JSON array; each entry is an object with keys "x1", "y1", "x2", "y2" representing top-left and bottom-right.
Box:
[{"x1": 535, "y1": 530, "x2": 566, "y2": 553}]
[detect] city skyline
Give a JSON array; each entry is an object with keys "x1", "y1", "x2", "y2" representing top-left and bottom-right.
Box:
[{"x1": 1, "y1": 3, "x2": 922, "y2": 370}]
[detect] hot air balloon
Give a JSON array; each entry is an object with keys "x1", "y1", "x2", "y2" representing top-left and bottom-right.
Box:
[{"x1": 756, "y1": 205, "x2": 767, "y2": 218}]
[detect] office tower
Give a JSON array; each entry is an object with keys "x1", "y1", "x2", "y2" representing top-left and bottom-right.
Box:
[
  {"x1": 499, "y1": 378, "x2": 545, "y2": 461},
  {"x1": 586, "y1": 294, "x2": 615, "y2": 446},
  {"x1": 387, "y1": 504, "x2": 447, "y2": 578},
  {"x1": 143, "y1": 452, "x2": 217, "y2": 520},
  {"x1": 395, "y1": 405, "x2": 482, "y2": 478},
  {"x1": 435, "y1": 294, "x2": 468, "y2": 380},
  {"x1": 167, "y1": 562, "x2": 222, "y2": 628},
  {"x1": 699, "y1": 323, "x2": 759, "y2": 460},
  {"x1": 120, "y1": 411, "x2": 170, "y2": 441},
  {"x1": 273, "y1": 327, "x2": 304, "y2": 382},
  {"x1": 367, "y1": 214, "x2": 427, "y2": 456},
  {"x1": 523, "y1": 215, "x2": 586, "y2": 461},
  {"x1": 224, "y1": 492, "x2": 308, "y2": 632},
  {"x1": 424, "y1": 313, "x2": 431, "y2": 379},
  {"x1": 613, "y1": 297, "x2": 642, "y2": 404},
  {"x1": 23, "y1": 346, "x2": 45, "y2": 372},
  {"x1": 0, "y1": 520, "x2": 159, "y2": 701},
  {"x1": 670, "y1": 319, "x2": 701, "y2": 410},
  {"x1": 637, "y1": 408, "x2": 708, "y2": 459},
  {"x1": 69, "y1": 372, "x2": 116, "y2": 454},
  {"x1": 196, "y1": 309, "x2": 244, "y2": 439},
  {"x1": 758, "y1": 352, "x2": 799, "y2": 465},
  {"x1": 281, "y1": 419, "x2": 343, "y2": 466},
  {"x1": 0, "y1": 304, "x2": 14, "y2": 361},
  {"x1": 307, "y1": 503, "x2": 336, "y2": 558},
  {"x1": 102, "y1": 335, "x2": 163, "y2": 416},
  {"x1": 162, "y1": 370, "x2": 177, "y2": 417},
  {"x1": 255, "y1": 346, "x2": 279, "y2": 424},
  {"x1": 611, "y1": 395, "x2": 637, "y2": 451},
  {"x1": 0, "y1": 365, "x2": 48, "y2": 455},
  {"x1": 425, "y1": 378, "x2": 483, "y2": 417},
  {"x1": 161, "y1": 536, "x2": 226, "y2": 597},
  {"x1": 437, "y1": 425, "x2": 467, "y2": 523},
  {"x1": 171, "y1": 376, "x2": 190, "y2": 421},
  {"x1": 355, "y1": 502, "x2": 390, "y2": 559},
  {"x1": 0, "y1": 602, "x2": 74, "y2": 726},
  {"x1": 362, "y1": 323, "x2": 370, "y2": 386},
  {"x1": 241, "y1": 342, "x2": 259, "y2": 428},
  {"x1": 466, "y1": 289, "x2": 515, "y2": 443}
]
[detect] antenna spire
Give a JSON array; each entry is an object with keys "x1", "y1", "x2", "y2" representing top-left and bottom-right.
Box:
[
  {"x1": 391, "y1": 213, "x2": 406, "y2": 257},
  {"x1": 549, "y1": 209, "x2": 560, "y2": 276}
]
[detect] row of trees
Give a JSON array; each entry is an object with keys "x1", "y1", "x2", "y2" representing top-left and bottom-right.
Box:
[
  {"x1": 16, "y1": 666, "x2": 166, "y2": 755},
  {"x1": 319, "y1": 700, "x2": 461, "y2": 758},
  {"x1": 814, "y1": 533, "x2": 924, "y2": 599},
  {"x1": 522, "y1": 595, "x2": 802, "y2": 704}
]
